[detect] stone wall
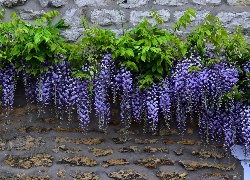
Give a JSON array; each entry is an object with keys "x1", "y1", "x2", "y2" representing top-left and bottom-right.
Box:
[{"x1": 0, "y1": 0, "x2": 250, "y2": 41}]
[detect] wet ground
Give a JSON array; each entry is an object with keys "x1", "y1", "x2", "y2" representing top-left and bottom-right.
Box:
[{"x1": 0, "y1": 104, "x2": 244, "y2": 180}]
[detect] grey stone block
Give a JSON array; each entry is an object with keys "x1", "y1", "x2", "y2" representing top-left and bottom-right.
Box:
[
  {"x1": 0, "y1": 0, "x2": 27, "y2": 7},
  {"x1": 191, "y1": 0, "x2": 221, "y2": 5},
  {"x1": 74, "y1": 0, "x2": 112, "y2": 7},
  {"x1": 227, "y1": 0, "x2": 250, "y2": 6},
  {"x1": 91, "y1": 9, "x2": 125, "y2": 26},
  {"x1": 51, "y1": 0, "x2": 68, "y2": 7},
  {"x1": 61, "y1": 27, "x2": 84, "y2": 42},
  {"x1": 119, "y1": 0, "x2": 149, "y2": 9},
  {"x1": 153, "y1": 0, "x2": 188, "y2": 6},
  {"x1": 130, "y1": 10, "x2": 170, "y2": 26},
  {"x1": 38, "y1": 0, "x2": 49, "y2": 7},
  {"x1": 217, "y1": 12, "x2": 250, "y2": 29},
  {"x1": 19, "y1": 9, "x2": 46, "y2": 20},
  {"x1": 63, "y1": 8, "x2": 82, "y2": 27},
  {"x1": 174, "y1": 10, "x2": 209, "y2": 25}
]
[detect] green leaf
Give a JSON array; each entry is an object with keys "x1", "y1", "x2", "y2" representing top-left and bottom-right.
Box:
[
  {"x1": 18, "y1": 66, "x2": 23, "y2": 72},
  {"x1": 34, "y1": 33, "x2": 42, "y2": 45},
  {"x1": 51, "y1": 44, "x2": 57, "y2": 51},
  {"x1": 188, "y1": 65, "x2": 201, "y2": 73},
  {"x1": 34, "y1": 55, "x2": 44, "y2": 62},
  {"x1": 152, "y1": 64, "x2": 157, "y2": 72},
  {"x1": 141, "y1": 54, "x2": 146, "y2": 62},
  {"x1": 125, "y1": 49, "x2": 134, "y2": 57},
  {"x1": 10, "y1": 12, "x2": 17, "y2": 19},
  {"x1": 157, "y1": 65, "x2": 163, "y2": 74},
  {"x1": 24, "y1": 42, "x2": 34, "y2": 53},
  {"x1": 11, "y1": 46, "x2": 20, "y2": 56},
  {"x1": 123, "y1": 61, "x2": 138, "y2": 72},
  {"x1": 26, "y1": 54, "x2": 33, "y2": 61}
]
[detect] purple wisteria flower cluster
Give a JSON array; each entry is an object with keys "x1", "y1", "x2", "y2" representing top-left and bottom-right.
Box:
[
  {"x1": 120, "y1": 67, "x2": 133, "y2": 128},
  {"x1": 0, "y1": 63, "x2": 16, "y2": 110},
  {"x1": 0, "y1": 53, "x2": 249, "y2": 148},
  {"x1": 241, "y1": 106, "x2": 250, "y2": 149},
  {"x1": 243, "y1": 60, "x2": 250, "y2": 88},
  {"x1": 93, "y1": 54, "x2": 113, "y2": 129}
]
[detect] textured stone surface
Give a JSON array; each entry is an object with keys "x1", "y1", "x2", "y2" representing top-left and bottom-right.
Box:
[
  {"x1": 0, "y1": 0, "x2": 27, "y2": 7},
  {"x1": 227, "y1": 0, "x2": 250, "y2": 6},
  {"x1": 217, "y1": 12, "x2": 250, "y2": 29},
  {"x1": 154, "y1": 0, "x2": 188, "y2": 6},
  {"x1": 50, "y1": 0, "x2": 68, "y2": 7},
  {"x1": 0, "y1": 0, "x2": 248, "y2": 42},
  {"x1": 207, "y1": 0, "x2": 221, "y2": 5},
  {"x1": 91, "y1": 9, "x2": 125, "y2": 26},
  {"x1": 63, "y1": 8, "x2": 82, "y2": 27},
  {"x1": 174, "y1": 10, "x2": 209, "y2": 25},
  {"x1": 74, "y1": 0, "x2": 112, "y2": 7},
  {"x1": 130, "y1": 9, "x2": 170, "y2": 26},
  {"x1": 60, "y1": 27, "x2": 84, "y2": 42},
  {"x1": 119, "y1": 0, "x2": 149, "y2": 8},
  {"x1": 192, "y1": 0, "x2": 221, "y2": 5},
  {"x1": 0, "y1": 101, "x2": 243, "y2": 179},
  {"x1": 19, "y1": 10, "x2": 45, "y2": 20},
  {"x1": 38, "y1": 0, "x2": 49, "y2": 7},
  {"x1": 192, "y1": 0, "x2": 206, "y2": 5}
]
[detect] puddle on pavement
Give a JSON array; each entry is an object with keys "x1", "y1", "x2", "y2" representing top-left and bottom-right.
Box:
[
  {"x1": 5, "y1": 153, "x2": 53, "y2": 169},
  {"x1": 52, "y1": 145, "x2": 81, "y2": 154},
  {"x1": 54, "y1": 137, "x2": 106, "y2": 145},
  {"x1": 57, "y1": 156, "x2": 97, "y2": 167},
  {"x1": 102, "y1": 158, "x2": 130, "y2": 167},
  {"x1": 137, "y1": 157, "x2": 175, "y2": 168},
  {"x1": 119, "y1": 146, "x2": 138, "y2": 153},
  {"x1": 70, "y1": 171, "x2": 99, "y2": 180},
  {"x1": 143, "y1": 146, "x2": 169, "y2": 153},
  {"x1": 18, "y1": 126, "x2": 52, "y2": 133},
  {"x1": 179, "y1": 160, "x2": 235, "y2": 171},
  {"x1": 192, "y1": 149, "x2": 225, "y2": 159},
  {"x1": 0, "y1": 136, "x2": 45, "y2": 151},
  {"x1": 156, "y1": 171, "x2": 188, "y2": 180},
  {"x1": 108, "y1": 169, "x2": 147, "y2": 180},
  {"x1": 112, "y1": 137, "x2": 131, "y2": 144},
  {"x1": 134, "y1": 138, "x2": 158, "y2": 144},
  {"x1": 90, "y1": 147, "x2": 113, "y2": 157}
]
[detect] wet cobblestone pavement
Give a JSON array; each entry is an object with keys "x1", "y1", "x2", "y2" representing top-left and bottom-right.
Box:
[{"x1": 0, "y1": 105, "x2": 243, "y2": 180}]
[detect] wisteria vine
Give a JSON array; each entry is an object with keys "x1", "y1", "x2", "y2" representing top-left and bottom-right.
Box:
[{"x1": 0, "y1": 53, "x2": 249, "y2": 149}]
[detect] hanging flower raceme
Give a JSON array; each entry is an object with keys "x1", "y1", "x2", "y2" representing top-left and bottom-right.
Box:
[
  {"x1": 159, "y1": 78, "x2": 172, "y2": 125},
  {"x1": 36, "y1": 67, "x2": 54, "y2": 106},
  {"x1": 243, "y1": 59, "x2": 250, "y2": 87},
  {"x1": 120, "y1": 66, "x2": 133, "y2": 128},
  {"x1": 146, "y1": 83, "x2": 160, "y2": 131},
  {"x1": 240, "y1": 105, "x2": 250, "y2": 149},
  {"x1": 131, "y1": 82, "x2": 142, "y2": 121},
  {"x1": 172, "y1": 54, "x2": 202, "y2": 134},
  {"x1": 93, "y1": 54, "x2": 113, "y2": 129},
  {"x1": 171, "y1": 54, "x2": 239, "y2": 140},
  {"x1": 76, "y1": 78, "x2": 90, "y2": 128},
  {"x1": 0, "y1": 63, "x2": 17, "y2": 109},
  {"x1": 111, "y1": 66, "x2": 123, "y2": 103}
]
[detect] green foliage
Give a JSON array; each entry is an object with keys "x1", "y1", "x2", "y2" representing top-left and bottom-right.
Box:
[
  {"x1": 185, "y1": 13, "x2": 250, "y2": 101},
  {"x1": 0, "y1": 10, "x2": 69, "y2": 75},
  {"x1": 0, "y1": 11, "x2": 19, "y2": 67},
  {"x1": 0, "y1": 7, "x2": 249, "y2": 100},
  {"x1": 68, "y1": 17, "x2": 116, "y2": 80},
  {"x1": 113, "y1": 16, "x2": 172, "y2": 88},
  {"x1": 173, "y1": 8, "x2": 196, "y2": 31},
  {"x1": 0, "y1": 9, "x2": 5, "y2": 20},
  {"x1": 185, "y1": 14, "x2": 229, "y2": 59},
  {"x1": 113, "y1": 10, "x2": 195, "y2": 88}
]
